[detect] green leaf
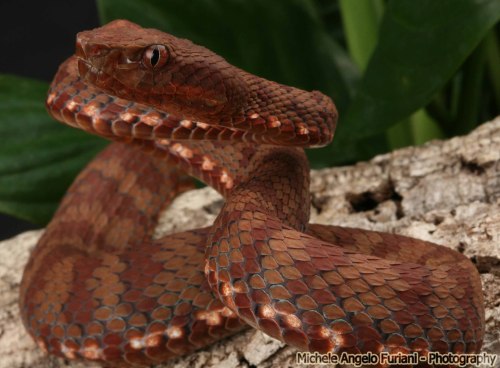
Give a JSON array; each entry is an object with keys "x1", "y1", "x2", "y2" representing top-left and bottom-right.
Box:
[
  {"x1": 339, "y1": 0, "x2": 500, "y2": 143},
  {"x1": 484, "y1": 29, "x2": 500, "y2": 108},
  {"x1": 411, "y1": 110, "x2": 444, "y2": 145},
  {"x1": 2, "y1": 0, "x2": 497, "y2": 224},
  {"x1": 454, "y1": 38, "x2": 489, "y2": 135},
  {"x1": 0, "y1": 75, "x2": 106, "y2": 225},
  {"x1": 339, "y1": 0, "x2": 384, "y2": 70}
]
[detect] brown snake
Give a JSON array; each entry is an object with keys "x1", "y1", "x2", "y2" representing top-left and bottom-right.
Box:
[{"x1": 20, "y1": 20, "x2": 484, "y2": 367}]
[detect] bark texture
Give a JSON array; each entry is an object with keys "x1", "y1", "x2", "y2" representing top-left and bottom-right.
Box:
[{"x1": 1, "y1": 116, "x2": 499, "y2": 368}]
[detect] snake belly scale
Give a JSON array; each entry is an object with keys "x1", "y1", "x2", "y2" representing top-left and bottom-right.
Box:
[{"x1": 19, "y1": 20, "x2": 484, "y2": 367}]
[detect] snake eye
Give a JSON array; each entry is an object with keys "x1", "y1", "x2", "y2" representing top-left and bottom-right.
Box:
[{"x1": 143, "y1": 45, "x2": 169, "y2": 69}]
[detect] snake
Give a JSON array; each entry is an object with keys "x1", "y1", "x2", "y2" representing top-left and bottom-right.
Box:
[{"x1": 20, "y1": 20, "x2": 484, "y2": 367}]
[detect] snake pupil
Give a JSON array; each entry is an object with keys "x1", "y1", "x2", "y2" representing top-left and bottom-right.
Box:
[
  {"x1": 151, "y1": 47, "x2": 160, "y2": 67},
  {"x1": 144, "y1": 44, "x2": 168, "y2": 69}
]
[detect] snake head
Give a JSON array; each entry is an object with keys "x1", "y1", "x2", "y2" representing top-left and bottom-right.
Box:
[{"x1": 75, "y1": 20, "x2": 248, "y2": 122}]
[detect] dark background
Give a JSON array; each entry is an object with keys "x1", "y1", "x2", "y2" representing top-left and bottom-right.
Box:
[{"x1": 0, "y1": 1, "x2": 100, "y2": 239}]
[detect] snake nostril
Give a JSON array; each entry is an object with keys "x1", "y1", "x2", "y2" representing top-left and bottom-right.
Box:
[{"x1": 77, "y1": 59, "x2": 90, "y2": 79}]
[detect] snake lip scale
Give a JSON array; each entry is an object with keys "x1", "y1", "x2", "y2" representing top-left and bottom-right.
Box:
[{"x1": 20, "y1": 19, "x2": 484, "y2": 367}]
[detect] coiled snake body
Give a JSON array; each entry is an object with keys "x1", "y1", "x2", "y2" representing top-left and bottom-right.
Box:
[{"x1": 20, "y1": 20, "x2": 484, "y2": 366}]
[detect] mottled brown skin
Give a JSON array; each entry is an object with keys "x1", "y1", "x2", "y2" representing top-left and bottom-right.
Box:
[{"x1": 20, "y1": 20, "x2": 484, "y2": 367}]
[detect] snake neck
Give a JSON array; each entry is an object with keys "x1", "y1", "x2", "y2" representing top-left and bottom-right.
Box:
[{"x1": 221, "y1": 146, "x2": 310, "y2": 232}]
